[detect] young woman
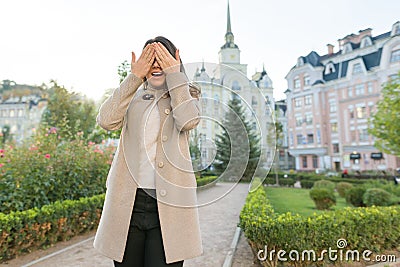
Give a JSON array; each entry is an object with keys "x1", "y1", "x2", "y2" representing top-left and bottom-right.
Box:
[{"x1": 93, "y1": 36, "x2": 203, "y2": 267}]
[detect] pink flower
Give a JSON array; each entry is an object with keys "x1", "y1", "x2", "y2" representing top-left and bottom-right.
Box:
[
  {"x1": 0, "y1": 149, "x2": 4, "y2": 153},
  {"x1": 49, "y1": 127, "x2": 57, "y2": 134},
  {"x1": 45, "y1": 154, "x2": 51, "y2": 159},
  {"x1": 88, "y1": 141, "x2": 95, "y2": 146},
  {"x1": 0, "y1": 163, "x2": 4, "y2": 168}
]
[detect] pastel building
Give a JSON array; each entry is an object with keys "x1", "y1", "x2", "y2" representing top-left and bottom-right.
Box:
[
  {"x1": 192, "y1": 2, "x2": 275, "y2": 171},
  {"x1": 285, "y1": 21, "x2": 400, "y2": 172}
]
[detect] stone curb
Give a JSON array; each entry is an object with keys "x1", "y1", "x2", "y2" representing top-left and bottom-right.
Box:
[{"x1": 222, "y1": 226, "x2": 242, "y2": 267}]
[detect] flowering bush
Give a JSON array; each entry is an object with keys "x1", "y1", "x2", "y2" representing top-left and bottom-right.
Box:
[{"x1": 0, "y1": 126, "x2": 115, "y2": 213}]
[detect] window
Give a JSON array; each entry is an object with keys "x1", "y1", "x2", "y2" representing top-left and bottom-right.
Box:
[
  {"x1": 359, "y1": 129, "x2": 369, "y2": 141},
  {"x1": 356, "y1": 106, "x2": 366, "y2": 119},
  {"x1": 232, "y1": 81, "x2": 241, "y2": 91},
  {"x1": 304, "y1": 95, "x2": 312, "y2": 105},
  {"x1": 214, "y1": 94, "x2": 220, "y2": 104},
  {"x1": 304, "y1": 75, "x2": 311, "y2": 86},
  {"x1": 329, "y1": 102, "x2": 336, "y2": 113},
  {"x1": 360, "y1": 37, "x2": 372, "y2": 48},
  {"x1": 294, "y1": 78, "x2": 301, "y2": 89},
  {"x1": 390, "y1": 49, "x2": 400, "y2": 63},
  {"x1": 333, "y1": 143, "x2": 339, "y2": 153},
  {"x1": 331, "y1": 122, "x2": 338, "y2": 133},
  {"x1": 295, "y1": 98, "x2": 302, "y2": 107},
  {"x1": 297, "y1": 134, "x2": 303, "y2": 145},
  {"x1": 348, "y1": 87, "x2": 353, "y2": 97},
  {"x1": 202, "y1": 118, "x2": 207, "y2": 128},
  {"x1": 295, "y1": 116, "x2": 303, "y2": 126},
  {"x1": 349, "y1": 108, "x2": 354, "y2": 119},
  {"x1": 252, "y1": 96, "x2": 257, "y2": 106},
  {"x1": 305, "y1": 114, "x2": 313, "y2": 125},
  {"x1": 355, "y1": 84, "x2": 365, "y2": 96},
  {"x1": 18, "y1": 109, "x2": 24, "y2": 117},
  {"x1": 352, "y1": 63, "x2": 363, "y2": 74},
  {"x1": 324, "y1": 63, "x2": 336, "y2": 75},
  {"x1": 344, "y1": 43, "x2": 352, "y2": 53},
  {"x1": 9, "y1": 110, "x2": 15, "y2": 117},
  {"x1": 350, "y1": 130, "x2": 356, "y2": 142},
  {"x1": 312, "y1": 155, "x2": 318, "y2": 169},
  {"x1": 393, "y1": 24, "x2": 400, "y2": 35},
  {"x1": 297, "y1": 57, "x2": 304, "y2": 67},
  {"x1": 307, "y1": 134, "x2": 314, "y2": 144},
  {"x1": 302, "y1": 156, "x2": 308, "y2": 168},
  {"x1": 367, "y1": 82, "x2": 373, "y2": 94}
]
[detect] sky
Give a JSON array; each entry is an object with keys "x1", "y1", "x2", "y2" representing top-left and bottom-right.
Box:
[{"x1": 1, "y1": 0, "x2": 399, "y2": 102}]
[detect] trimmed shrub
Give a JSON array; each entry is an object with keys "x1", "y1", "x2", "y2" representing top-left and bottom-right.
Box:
[
  {"x1": 0, "y1": 194, "x2": 104, "y2": 262},
  {"x1": 263, "y1": 177, "x2": 276, "y2": 185},
  {"x1": 279, "y1": 178, "x2": 295, "y2": 187},
  {"x1": 196, "y1": 176, "x2": 218, "y2": 187},
  {"x1": 345, "y1": 186, "x2": 366, "y2": 207},
  {"x1": 239, "y1": 187, "x2": 400, "y2": 266},
  {"x1": 309, "y1": 188, "x2": 336, "y2": 210},
  {"x1": 336, "y1": 182, "x2": 353, "y2": 198},
  {"x1": 300, "y1": 180, "x2": 314, "y2": 189},
  {"x1": 313, "y1": 180, "x2": 336, "y2": 192},
  {"x1": 363, "y1": 188, "x2": 392, "y2": 207}
]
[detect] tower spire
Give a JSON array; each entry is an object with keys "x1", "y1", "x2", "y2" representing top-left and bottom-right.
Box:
[
  {"x1": 227, "y1": 0, "x2": 232, "y2": 34},
  {"x1": 222, "y1": 0, "x2": 238, "y2": 49}
]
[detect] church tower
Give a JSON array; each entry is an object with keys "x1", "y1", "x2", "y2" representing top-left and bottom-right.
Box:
[{"x1": 218, "y1": 1, "x2": 241, "y2": 65}]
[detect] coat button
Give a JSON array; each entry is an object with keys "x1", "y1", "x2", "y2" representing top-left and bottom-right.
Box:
[
  {"x1": 159, "y1": 189, "x2": 167, "y2": 197},
  {"x1": 162, "y1": 93, "x2": 169, "y2": 99},
  {"x1": 158, "y1": 161, "x2": 164, "y2": 168},
  {"x1": 164, "y1": 108, "x2": 170, "y2": 115},
  {"x1": 162, "y1": 135, "x2": 168, "y2": 142}
]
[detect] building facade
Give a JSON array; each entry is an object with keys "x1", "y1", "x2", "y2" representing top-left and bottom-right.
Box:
[
  {"x1": 286, "y1": 21, "x2": 400, "y2": 172},
  {"x1": 0, "y1": 83, "x2": 47, "y2": 144}
]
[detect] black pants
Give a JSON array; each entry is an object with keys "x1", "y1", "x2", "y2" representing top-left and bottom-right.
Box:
[{"x1": 114, "y1": 188, "x2": 184, "y2": 267}]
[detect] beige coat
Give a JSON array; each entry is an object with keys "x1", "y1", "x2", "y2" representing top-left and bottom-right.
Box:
[{"x1": 93, "y1": 72, "x2": 203, "y2": 263}]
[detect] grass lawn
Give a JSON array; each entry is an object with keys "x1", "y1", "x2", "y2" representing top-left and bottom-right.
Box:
[{"x1": 264, "y1": 186, "x2": 350, "y2": 217}]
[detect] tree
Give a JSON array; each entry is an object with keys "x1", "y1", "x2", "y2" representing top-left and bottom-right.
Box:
[
  {"x1": 118, "y1": 60, "x2": 130, "y2": 84},
  {"x1": 89, "y1": 61, "x2": 130, "y2": 142},
  {"x1": 41, "y1": 80, "x2": 97, "y2": 140},
  {"x1": 369, "y1": 72, "x2": 400, "y2": 156},
  {"x1": 214, "y1": 97, "x2": 261, "y2": 182}
]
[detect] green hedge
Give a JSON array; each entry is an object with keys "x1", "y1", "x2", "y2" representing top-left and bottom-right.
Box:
[
  {"x1": 239, "y1": 187, "x2": 400, "y2": 266},
  {"x1": 196, "y1": 176, "x2": 218, "y2": 187},
  {"x1": 0, "y1": 194, "x2": 105, "y2": 262}
]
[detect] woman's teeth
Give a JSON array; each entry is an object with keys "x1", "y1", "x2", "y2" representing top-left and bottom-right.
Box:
[{"x1": 152, "y1": 72, "x2": 163, "y2": 76}]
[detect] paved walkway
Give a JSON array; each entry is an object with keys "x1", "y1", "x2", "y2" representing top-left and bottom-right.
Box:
[{"x1": 3, "y1": 182, "x2": 251, "y2": 267}]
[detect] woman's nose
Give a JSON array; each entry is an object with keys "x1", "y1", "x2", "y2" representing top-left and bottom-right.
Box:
[{"x1": 153, "y1": 60, "x2": 160, "y2": 68}]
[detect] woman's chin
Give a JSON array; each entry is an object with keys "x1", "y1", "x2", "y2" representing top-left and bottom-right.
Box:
[{"x1": 148, "y1": 77, "x2": 166, "y2": 88}]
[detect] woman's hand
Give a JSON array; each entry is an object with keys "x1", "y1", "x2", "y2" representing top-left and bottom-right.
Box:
[
  {"x1": 154, "y1": 42, "x2": 180, "y2": 74},
  {"x1": 130, "y1": 44, "x2": 155, "y2": 80}
]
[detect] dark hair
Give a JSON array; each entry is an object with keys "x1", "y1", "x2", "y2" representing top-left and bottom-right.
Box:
[{"x1": 143, "y1": 36, "x2": 186, "y2": 74}]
